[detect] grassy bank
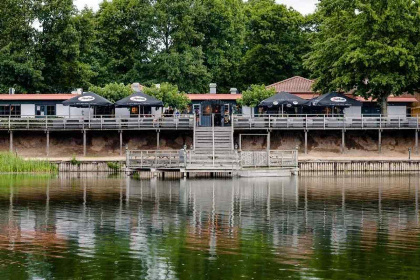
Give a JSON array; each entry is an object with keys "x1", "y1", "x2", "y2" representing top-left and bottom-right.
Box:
[{"x1": 0, "y1": 153, "x2": 57, "y2": 173}]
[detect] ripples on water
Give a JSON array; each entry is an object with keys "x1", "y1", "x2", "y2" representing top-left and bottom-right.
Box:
[{"x1": 0, "y1": 174, "x2": 419, "y2": 279}]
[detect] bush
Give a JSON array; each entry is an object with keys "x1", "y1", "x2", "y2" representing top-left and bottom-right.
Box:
[{"x1": 107, "y1": 162, "x2": 121, "y2": 172}]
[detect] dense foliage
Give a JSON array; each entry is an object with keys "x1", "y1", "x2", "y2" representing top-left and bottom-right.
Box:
[
  {"x1": 1, "y1": 0, "x2": 418, "y2": 112},
  {"x1": 0, "y1": 0, "x2": 311, "y2": 94},
  {"x1": 143, "y1": 83, "x2": 190, "y2": 110},
  {"x1": 305, "y1": 0, "x2": 420, "y2": 114},
  {"x1": 239, "y1": 84, "x2": 275, "y2": 107},
  {"x1": 89, "y1": 83, "x2": 133, "y2": 102}
]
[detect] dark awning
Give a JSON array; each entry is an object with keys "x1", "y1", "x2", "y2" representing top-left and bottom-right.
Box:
[
  {"x1": 115, "y1": 91, "x2": 163, "y2": 107},
  {"x1": 309, "y1": 92, "x2": 362, "y2": 107},
  {"x1": 259, "y1": 92, "x2": 308, "y2": 107},
  {"x1": 62, "y1": 92, "x2": 113, "y2": 107}
]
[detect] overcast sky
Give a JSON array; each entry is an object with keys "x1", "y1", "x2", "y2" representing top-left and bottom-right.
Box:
[{"x1": 74, "y1": 0, "x2": 318, "y2": 15}]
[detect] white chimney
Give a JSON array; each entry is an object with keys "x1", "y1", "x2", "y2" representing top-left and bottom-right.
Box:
[
  {"x1": 209, "y1": 83, "x2": 217, "y2": 94},
  {"x1": 9, "y1": 88, "x2": 15, "y2": 95},
  {"x1": 230, "y1": 88, "x2": 238, "y2": 94},
  {"x1": 131, "y1": 83, "x2": 142, "y2": 92}
]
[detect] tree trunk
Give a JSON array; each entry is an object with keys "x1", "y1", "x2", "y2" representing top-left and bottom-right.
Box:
[{"x1": 380, "y1": 96, "x2": 388, "y2": 116}]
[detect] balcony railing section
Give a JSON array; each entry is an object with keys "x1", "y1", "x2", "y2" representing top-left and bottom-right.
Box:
[
  {"x1": 0, "y1": 114, "x2": 419, "y2": 130},
  {"x1": 232, "y1": 114, "x2": 420, "y2": 130},
  {"x1": 0, "y1": 114, "x2": 194, "y2": 130}
]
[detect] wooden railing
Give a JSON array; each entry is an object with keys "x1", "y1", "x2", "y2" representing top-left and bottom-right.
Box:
[
  {"x1": 0, "y1": 114, "x2": 194, "y2": 130},
  {"x1": 240, "y1": 150, "x2": 298, "y2": 168},
  {"x1": 126, "y1": 149, "x2": 298, "y2": 170},
  {"x1": 233, "y1": 114, "x2": 420, "y2": 130},
  {"x1": 2, "y1": 114, "x2": 418, "y2": 131}
]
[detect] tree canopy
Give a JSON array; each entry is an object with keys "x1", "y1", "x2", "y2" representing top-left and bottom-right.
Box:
[
  {"x1": 143, "y1": 83, "x2": 190, "y2": 110},
  {"x1": 89, "y1": 83, "x2": 133, "y2": 103},
  {"x1": 305, "y1": 0, "x2": 420, "y2": 114},
  {"x1": 0, "y1": 0, "x2": 312, "y2": 94},
  {"x1": 238, "y1": 84, "x2": 275, "y2": 107}
]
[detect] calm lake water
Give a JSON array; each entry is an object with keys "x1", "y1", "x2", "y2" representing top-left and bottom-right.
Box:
[{"x1": 0, "y1": 174, "x2": 420, "y2": 279}]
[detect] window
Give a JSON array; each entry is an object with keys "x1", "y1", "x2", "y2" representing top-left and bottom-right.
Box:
[
  {"x1": 46, "y1": 105, "x2": 55, "y2": 116},
  {"x1": 36, "y1": 105, "x2": 56, "y2": 116},
  {"x1": 0, "y1": 106, "x2": 10, "y2": 116},
  {"x1": 10, "y1": 105, "x2": 20, "y2": 116}
]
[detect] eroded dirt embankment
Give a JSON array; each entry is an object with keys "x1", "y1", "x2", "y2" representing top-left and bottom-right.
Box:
[{"x1": 0, "y1": 130, "x2": 417, "y2": 158}]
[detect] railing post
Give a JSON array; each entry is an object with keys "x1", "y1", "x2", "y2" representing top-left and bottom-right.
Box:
[
  {"x1": 193, "y1": 113, "x2": 196, "y2": 150},
  {"x1": 100, "y1": 115, "x2": 103, "y2": 130},
  {"x1": 126, "y1": 148, "x2": 130, "y2": 169},
  {"x1": 8, "y1": 116, "x2": 11, "y2": 130},
  {"x1": 231, "y1": 113, "x2": 234, "y2": 150},
  {"x1": 268, "y1": 114, "x2": 271, "y2": 129},
  {"x1": 140, "y1": 151, "x2": 143, "y2": 168},
  {"x1": 323, "y1": 115, "x2": 325, "y2": 130},
  {"x1": 212, "y1": 114, "x2": 215, "y2": 166},
  {"x1": 45, "y1": 115, "x2": 48, "y2": 129}
]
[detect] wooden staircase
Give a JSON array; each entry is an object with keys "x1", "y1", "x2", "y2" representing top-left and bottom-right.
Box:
[{"x1": 194, "y1": 126, "x2": 233, "y2": 152}]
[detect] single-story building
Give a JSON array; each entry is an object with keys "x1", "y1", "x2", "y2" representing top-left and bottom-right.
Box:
[
  {"x1": 186, "y1": 84, "x2": 247, "y2": 126},
  {"x1": 0, "y1": 93, "x2": 90, "y2": 117},
  {"x1": 266, "y1": 76, "x2": 419, "y2": 116}
]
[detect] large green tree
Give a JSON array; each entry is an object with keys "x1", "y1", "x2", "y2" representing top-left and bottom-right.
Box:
[
  {"x1": 194, "y1": 0, "x2": 245, "y2": 93},
  {"x1": 240, "y1": 0, "x2": 309, "y2": 87},
  {"x1": 36, "y1": 0, "x2": 94, "y2": 92},
  {"x1": 95, "y1": 0, "x2": 153, "y2": 86},
  {"x1": 148, "y1": 0, "x2": 211, "y2": 93},
  {"x1": 305, "y1": 0, "x2": 420, "y2": 115},
  {"x1": 0, "y1": 0, "x2": 43, "y2": 93}
]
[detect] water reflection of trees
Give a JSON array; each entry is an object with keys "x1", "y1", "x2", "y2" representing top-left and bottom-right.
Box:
[{"x1": 0, "y1": 174, "x2": 419, "y2": 279}]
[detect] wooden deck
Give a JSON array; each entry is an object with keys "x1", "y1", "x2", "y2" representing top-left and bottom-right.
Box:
[{"x1": 126, "y1": 149, "x2": 298, "y2": 172}]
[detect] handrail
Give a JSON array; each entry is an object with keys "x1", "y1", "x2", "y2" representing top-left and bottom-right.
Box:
[{"x1": 127, "y1": 149, "x2": 298, "y2": 169}]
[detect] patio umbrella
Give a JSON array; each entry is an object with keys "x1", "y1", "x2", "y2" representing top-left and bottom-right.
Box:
[
  {"x1": 308, "y1": 92, "x2": 361, "y2": 107},
  {"x1": 308, "y1": 92, "x2": 361, "y2": 116},
  {"x1": 259, "y1": 92, "x2": 308, "y2": 115},
  {"x1": 115, "y1": 91, "x2": 163, "y2": 115},
  {"x1": 62, "y1": 91, "x2": 113, "y2": 107},
  {"x1": 62, "y1": 91, "x2": 113, "y2": 119},
  {"x1": 115, "y1": 91, "x2": 163, "y2": 107}
]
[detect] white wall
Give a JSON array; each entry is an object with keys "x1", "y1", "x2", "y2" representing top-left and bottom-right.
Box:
[
  {"x1": 152, "y1": 107, "x2": 162, "y2": 117},
  {"x1": 21, "y1": 104, "x2": 35, "y2": 117},
  {"x1": 115, "y1": 107, "x2": 130, "y2": 117},
  {"x1": 343, "y1": 106, "x2": 362, "y2": 117},
  {"x1": 388, "y1": 106, "x2": 406, "y2": 116},
  {"x1": 242, "y1": 106, "x2": 252, "y2": 117}
]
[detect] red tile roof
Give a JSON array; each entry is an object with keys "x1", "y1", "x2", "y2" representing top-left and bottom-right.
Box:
[
  {"x1": 267, "y1": 76, "x2": 315, "y2": 93},
  {"x1": 0, "y1": 94, "x2": 78, "y2": 101},
  {"x1": 267, "y1": 76, "x2": 418, "y2": 103},
  {"x1": 187, "y1": 94, "x2": 242, "y2": 101}
]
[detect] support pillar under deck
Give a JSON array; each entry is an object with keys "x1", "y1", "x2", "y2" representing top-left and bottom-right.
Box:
[
  {"x1": 83, "y1": 130, "x2": 87, "y2": 157},
  {"x1": 415, "y1": 130, "x2": 419, "y2": 155},
  {"x1": 157, "y1": 131, "x2": 160, "y2": 150},
  {"x1": 46, "y1": 131, "x2": 50, "y2": 156},
  {"x1": 304, "y1": 130, "x2": 308, "y2": 155},
  {"x1": 378, "y1": 130, "x2": 382, "y2": 154},
  {"x1": 9, "y1": 131, "x2": 13, "y2": 153},
  {"x1": 119, "y1": 130, "x2": 123, "y2": 156},
  {"x1": 341, "y1": 130, "x2": 345, "y2": 154}
]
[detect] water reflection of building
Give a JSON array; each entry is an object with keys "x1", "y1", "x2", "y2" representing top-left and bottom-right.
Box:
[{"x1": 0, "y1": 174, "x2": 420, "y2": 278}]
